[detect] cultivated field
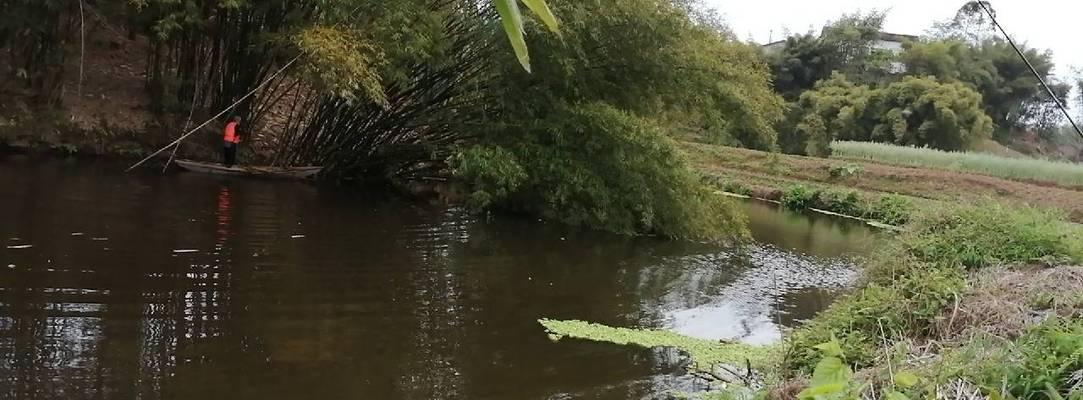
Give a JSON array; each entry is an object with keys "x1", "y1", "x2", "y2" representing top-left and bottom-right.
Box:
[
  {"x1": 682, "y1": 142, "x2": 1083, "y2": 223},
  {"x1": 831, "y1": 140, "x2": 1083, "y2": 188}
]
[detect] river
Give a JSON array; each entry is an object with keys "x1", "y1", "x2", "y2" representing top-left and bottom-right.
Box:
[{"x1": 0, "y1": 156, "x2": 877, "y2": 399}]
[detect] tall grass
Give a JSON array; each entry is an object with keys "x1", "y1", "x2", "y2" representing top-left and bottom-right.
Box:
[{"x1": 831, "y1": 141, "x2": 1083, "y2": 187}]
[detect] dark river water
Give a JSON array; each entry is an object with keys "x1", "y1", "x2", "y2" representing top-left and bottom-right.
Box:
[{"x1": 0, "y1": 156, "x2": 876, "y2": 399}]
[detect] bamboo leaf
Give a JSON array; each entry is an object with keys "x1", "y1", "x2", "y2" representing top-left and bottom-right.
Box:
[
  {"x1": 494, "y1": 0, "x2": 530, "y2": 72},
  {"x1": 520, "y1": 0, "x2": 560, "y2": 34}
]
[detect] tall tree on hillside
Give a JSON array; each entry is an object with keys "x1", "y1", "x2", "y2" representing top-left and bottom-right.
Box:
[
  {"x1": 901, "y1": 38, "x2": 1068, "y2": 136},
  {"x1": 928, "y1": 1, "x2": 996, "y2": 43},
  {"x1": 767, "y1": 11, "x2": 886, "y2": 100},
  {"x1": 795, "y1": 73, "x2": 993, "y2": 155}
]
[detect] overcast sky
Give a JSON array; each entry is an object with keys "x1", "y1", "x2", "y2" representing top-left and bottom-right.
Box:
[{"x1": 700, "y1": 0, "x2": 1081, "y2": 79}]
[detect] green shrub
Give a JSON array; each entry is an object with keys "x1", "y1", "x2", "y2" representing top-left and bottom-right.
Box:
[
  {"x1": 818, "y1": 190, "x2": 862, "y2": 216},
  {"x1": 778, "y1": 186, "x2": 911, "y2": 226},
  {"x1": 786, "y1": 266, "x2": 965, "y2": 372},
  {"x1": 900, "y1": 202, "x2": 1081, "y2": 268},
  {"x1": 827, "y1": 163, "x2": 864, "y2": 179},
  {"x1": 862, "y1": 194, "x2": 912, "y2": 226},
  {"x1": 722, "y1": 181, "x2": 754, "y2": 196},
  {"x1": 781, "y1": 185, "x2": 819, "y2": 210},
  {"x1": 959, "y1": 321, "x2": 1083, "y2": 400},
  {"x1": 457, "y1": 103, "x2": 748, "y2": 241},
  {"x1": 449, "y1": 145, "x2": 527, "y2": 209}
]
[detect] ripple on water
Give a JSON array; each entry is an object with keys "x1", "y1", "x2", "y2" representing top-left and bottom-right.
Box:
[{"x1": 652, "y1": 244, "x2": 858, "y2": 344}]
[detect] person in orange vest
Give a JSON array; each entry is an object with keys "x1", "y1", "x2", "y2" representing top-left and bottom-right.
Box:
[{"x1": 222, "y1": 116, "x2": 242, "y2": 167}]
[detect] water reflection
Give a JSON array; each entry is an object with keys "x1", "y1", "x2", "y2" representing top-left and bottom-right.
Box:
[{"x1": 0, "y1": 157, "x2": 876, "y2": 399}]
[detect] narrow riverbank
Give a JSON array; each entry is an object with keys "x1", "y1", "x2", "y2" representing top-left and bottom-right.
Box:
[{"x1": 542, "y1": 200, "x2": 1083, "y2": 399}]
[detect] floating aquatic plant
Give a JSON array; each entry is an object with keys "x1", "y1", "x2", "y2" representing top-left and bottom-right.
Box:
[{"x1": 538, "y1": 319, "x2": 779, "y2": 379}]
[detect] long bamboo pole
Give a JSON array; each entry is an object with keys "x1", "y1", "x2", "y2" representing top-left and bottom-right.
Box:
[{"x1": 125, "y1": 55, "x2": 301, "y2": 172}]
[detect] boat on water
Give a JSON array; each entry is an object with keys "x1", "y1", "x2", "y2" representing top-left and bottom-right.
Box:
[{"x1": 173, "y1": 159, "x2": 321, "y2": 180}]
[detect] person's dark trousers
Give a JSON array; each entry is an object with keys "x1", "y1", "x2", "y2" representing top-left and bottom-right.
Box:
[{"x1": 223, "y1": 142, "x2": 237, "y2": 167}]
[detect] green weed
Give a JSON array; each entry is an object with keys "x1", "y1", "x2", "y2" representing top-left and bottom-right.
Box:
[
  {"x1": 953, "y1": 321, "x2": 1083, "y2": 400},
  {"x1": 789, "y1": 202, "x2": 1082, "y2": 373},
  {"x1": 781, "y1": 185, "x2": 819, "y2": 210},
  {"x1": 899, "y1": 201, "x2": 1082, "y2": 269},
  {"x1": 779, "y1": 185, "x2": 912, "y2": 226},
  {"x1": 827, "y1": 163, "x2": 864, "y2": 179}
]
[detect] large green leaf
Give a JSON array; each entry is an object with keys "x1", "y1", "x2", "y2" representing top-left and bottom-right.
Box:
[
  {"x1": 797, "y1": 382, "x2": 848, "y2": 400},
  {"x1": 494, "y1": 0, "x2": 530, "y2": 72},
  {"x1": 813, "y1": 338, "x2": 845, "y2": 358},
  {"x1": 520, "y1": 0, "x2": 560, "y2": 34},
  {"x1": 809, "y1": 357, "x2": 852, "y2": 388}
]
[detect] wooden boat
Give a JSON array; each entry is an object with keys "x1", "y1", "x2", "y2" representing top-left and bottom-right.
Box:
[{"x1": 173, "y1": 159, "x2": 321, "y2": 180}]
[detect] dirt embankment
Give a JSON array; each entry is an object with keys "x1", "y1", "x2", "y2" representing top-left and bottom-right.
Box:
[
  {"x1": 0, "y1": 12, "x2": 222, "y2": 160},
  {"x1": 684, "y1": 142, "x2": 1083, "y2": 223}
]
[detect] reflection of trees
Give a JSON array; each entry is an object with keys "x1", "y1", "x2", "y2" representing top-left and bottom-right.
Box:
[{"x1": 741, "y1": 201, "x2": 874, "y2": 258}]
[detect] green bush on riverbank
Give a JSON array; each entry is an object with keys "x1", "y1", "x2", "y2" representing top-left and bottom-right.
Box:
[
  {"x1": 454, "y1": 103, "x2": 748, "y2": 242},
  {"x1": 779, "y1": 184, "x2": 912, "y2": 226}
]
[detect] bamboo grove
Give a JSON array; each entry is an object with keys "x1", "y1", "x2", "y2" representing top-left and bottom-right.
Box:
[{"x1": 0, "y1": 0, "x2": 808, "y2": 239}]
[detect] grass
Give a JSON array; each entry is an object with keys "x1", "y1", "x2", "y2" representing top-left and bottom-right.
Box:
[
  {"x1": 831, "y1": 141, "x2": 1083, "y2": 188},
  {"x1": 786, "y1": 201, "x2": 1083, "y2": 373},
  {"x1": 777, "y1": 185, "x2": 913, "y2": 226}
]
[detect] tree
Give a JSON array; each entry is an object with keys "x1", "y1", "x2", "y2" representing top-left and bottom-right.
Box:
[
  {"x1": 767, "y1": 11, "x2": 887, "y2": 101},
  {"x1": 489, "y1": 0, "x2": 783, "y2": 150},
  {"x1": 0, "y1": 0, "x2": 82, "y2": 105},
  {"x1": 769, "y1": 34, "x2": 834, "y2": 101},
  {"x1": 451, "y1": 0, "x2": 784, "y2": 240},
  {"x1": 796, "y1": 74, "x2": 993, "y2": 155},
  {"x1": 901, "y1": 38, "x2": 1068, "y2": 136},
  {"x1": 454, "y1": 103, "x2": 749, "y2": 241}
]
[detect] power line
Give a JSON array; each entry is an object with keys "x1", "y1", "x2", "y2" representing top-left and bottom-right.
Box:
[{"x1": 975, "y1": 1, "x2": 1083, "y2": 141}]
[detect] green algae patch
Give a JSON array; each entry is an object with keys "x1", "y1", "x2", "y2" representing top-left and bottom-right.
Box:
[{"x1": 539, "y1": 319, "x2": 779, "y2": 374}]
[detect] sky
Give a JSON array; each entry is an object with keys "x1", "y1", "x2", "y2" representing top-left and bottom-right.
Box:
[{"x1": 699, "y1": 0, "x2": 1083, "y2": 79}]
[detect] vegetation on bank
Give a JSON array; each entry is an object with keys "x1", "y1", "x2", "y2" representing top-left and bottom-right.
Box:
[
  {"x1": 4, "y1": 0, "x2": 1082, "y2": 241},
  {"x1": 706, "y1": 173, "x2": 913, "y2": 227},
  {"x1": 793, "y1": 74, "x2": 993, "y2": 156},
  {"x1": 832, "y1": 141, "x2": 1083, "y2": 188},
  {"x1": 1, "y1": 0, "x2": 789, "y2": 240},
  {"x1": 767, "y1": 6, "x2": 1074, "y2": 157},
  {"x1": 540, "y1": 201, "x2": 1083, "y2": 399},
  {"x1": 686, "y1": 142, "x2": 1083, "y2": 224},
  {"x1": 778, "y1": 185, "x2": 912, "y2": 226},
  {"x1": 449, "y1": 0, "x2": 784, "y2": 241}
]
